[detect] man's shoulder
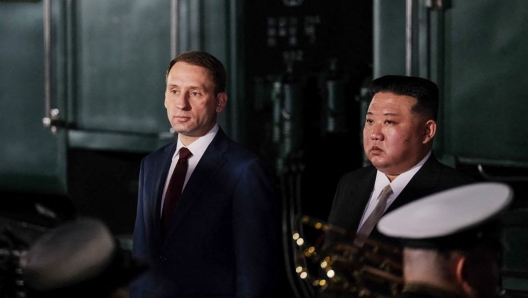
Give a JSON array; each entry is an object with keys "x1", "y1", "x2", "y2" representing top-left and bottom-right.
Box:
[
  {"x1": 213, "y1": 131, "x2": 264, "y2": 161},
  {"x1": 142, "y1": 142, "x2": 174, "y2": 162},
  {"x1": 226, "y1": 139, "x2": 267, "y2": 164},
  {"x1": 341, "y1": 165, "x2": 376, "y2": 180},
  {"x1": 429, "y1": 156, "x2": 475, "y2": 177},
  {"x1": 439, "y1": 166, "x2": 476, "y2": 186},
  {"x1": 422, "y1": 156, "x2": 476, "y2": 187}
]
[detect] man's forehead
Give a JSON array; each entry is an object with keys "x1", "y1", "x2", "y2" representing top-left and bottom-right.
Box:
[
  {"x1": 368, "y1": 94, "x2": 417, "y2": 114},
  {"x1": 166, "y1": 67, "x2": 214, "y2": 90}
]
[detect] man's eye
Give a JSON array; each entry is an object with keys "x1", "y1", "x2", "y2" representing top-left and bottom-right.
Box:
[
  {"x1": 365, "y1": 119, "x2": 373, "y2": 124},
  {"x1": 191, "y1": 91, "x2": 200, "y2": 96},
  {"x1": 385, "y1": 120, "x2": 394, "y2": 124}
]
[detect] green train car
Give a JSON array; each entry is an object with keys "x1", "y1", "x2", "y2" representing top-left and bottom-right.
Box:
[{"x1": 1, "y1": 0, "x2": 527, "y2": 297}]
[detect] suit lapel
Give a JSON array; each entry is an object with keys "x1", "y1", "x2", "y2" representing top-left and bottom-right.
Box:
[
  {"x1": 154, "y1": 143, "x2": 176, "y2": 243},
  {"x1": 370, "y1": 154, "x2": 443, "y2": 243},
  {"x1": 386, "y1": 154, "x2": 442, "y2": 213},
  {"x1": 349, "y1": 169, "x2": 377, "y2": 232},
  {"x1": 163, "y1": 129, "x2": 229, "y2": 242},
  {"x1": 327, "y1": 167, "x2": 376, "y2": 234}
]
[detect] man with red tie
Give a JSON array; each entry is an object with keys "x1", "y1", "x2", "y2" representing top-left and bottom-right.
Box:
[{"x1": 131, "y1": 51, "x2": 278, "y2": 298}]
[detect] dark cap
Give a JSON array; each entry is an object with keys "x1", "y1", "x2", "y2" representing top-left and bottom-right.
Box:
[
  {"x1": 377, "y1": 182, "x2": 513, "y2": 250},
  {"x1": 19, "y1": 217, "x2": 147, "y2": 297}
]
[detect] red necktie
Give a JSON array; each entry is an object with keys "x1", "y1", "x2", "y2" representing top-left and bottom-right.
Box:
[{"x1": 162, "y1": 147, "x2": 192, "y2": 233}]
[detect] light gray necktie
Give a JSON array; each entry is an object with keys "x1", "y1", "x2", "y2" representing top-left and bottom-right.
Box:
[{"x1": 355, "y1": 184, "x2": 393, "y2": 245}]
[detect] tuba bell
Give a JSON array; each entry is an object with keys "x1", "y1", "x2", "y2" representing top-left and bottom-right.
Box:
[{"x1": 291, "y1": 215, "x2": 403, "y2": 298}]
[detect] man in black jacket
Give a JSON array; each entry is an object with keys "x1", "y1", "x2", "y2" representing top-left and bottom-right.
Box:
[{"x1": 327, "y1": 75, "x2": 475, "y2": 246}]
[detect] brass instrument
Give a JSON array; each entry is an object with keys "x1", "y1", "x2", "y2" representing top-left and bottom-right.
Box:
[{"x1": 291, "y1": 215, "x2": 403, "y2": 298}]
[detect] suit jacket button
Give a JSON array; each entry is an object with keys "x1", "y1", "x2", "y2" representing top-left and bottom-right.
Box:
[{"x1": 159, "y1": 255, "x2": 167, "y2": 261}]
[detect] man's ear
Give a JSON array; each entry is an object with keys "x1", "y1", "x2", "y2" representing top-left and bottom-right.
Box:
[
  {"x1": 216, "y1": 92, "x2": 227, "y2": 112},
  {"x1": 455, "y1": 255, "x2": 473, "y2": 295},
  {"x1": 422, "y1": 119, "x2": 437, "y2": 144}
]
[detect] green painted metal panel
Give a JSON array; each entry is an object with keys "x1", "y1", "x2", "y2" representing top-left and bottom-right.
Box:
[
  {"x1": 373, "y1": 0, "x2": 406, "y2": 77},
  {"x1": 0, "y1": 1, "x2": 67, "y2": 194},
  {"x1": 443, "y1": 0, "x2": 528, "y2": 165},
  {"x1": 74, "y1": 0, "x2": 171, "y2": 135}
]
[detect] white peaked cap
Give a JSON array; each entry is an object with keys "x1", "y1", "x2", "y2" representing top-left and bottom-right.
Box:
[{"x1": 377, "y1": 182, "x2": 513, "y2": 248}]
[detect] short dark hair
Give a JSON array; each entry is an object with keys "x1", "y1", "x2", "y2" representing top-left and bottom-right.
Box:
[
  {"x1": 166, "y1": 50, "x2": 227, "y2": 95},
  {"x1": 368, "y1": 75, "x2": 439, "y2": 121}
]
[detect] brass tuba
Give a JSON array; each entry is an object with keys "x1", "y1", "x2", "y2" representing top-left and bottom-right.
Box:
[{"x1": 291, "y1": 215, "x2": 403, "y2": 298}]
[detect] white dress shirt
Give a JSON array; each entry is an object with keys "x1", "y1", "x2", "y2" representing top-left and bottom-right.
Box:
[
  {"x1": 160, "y1": 124, "x2": 219, "y2": 216},
  {"x1": 357, "y1": 151, "x2": 432, "y2": 232}
]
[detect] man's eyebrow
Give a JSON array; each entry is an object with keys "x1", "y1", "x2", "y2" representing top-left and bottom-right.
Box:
[{"x1": 365, "y1": 111, "x2": 399, "y2": 116}]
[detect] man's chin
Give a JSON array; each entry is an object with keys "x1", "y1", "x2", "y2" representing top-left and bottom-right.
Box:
[
  {"x1": 368, "y1": 157, "x2": 386, "y2": 168},
  {"x1": 172, "y1": 125, "x2": 192, "y2": 134}
]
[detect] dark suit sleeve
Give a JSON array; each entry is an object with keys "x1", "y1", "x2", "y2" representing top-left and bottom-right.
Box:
[
  {"x1": 232, "y1": 157, "x2": 278, "y2": 298},
  {"x1": 132, "y1": 157, "x2": 148, "y2": 260},
  {"x1": 130, "y1": 157, "x2": 148, "y2": 298}
]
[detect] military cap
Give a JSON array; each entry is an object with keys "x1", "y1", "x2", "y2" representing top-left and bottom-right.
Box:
[
  {"x1": 377, "y1": 182, "x2": 513, "y2": 250},
  {"x1": 19, "y1": 217, "x2": 147, "y2": 297}
]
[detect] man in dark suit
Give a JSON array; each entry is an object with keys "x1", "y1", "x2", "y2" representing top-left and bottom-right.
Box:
[
  {"x1": 327, "y1": 75, "x2": 475, "y2": 246},
  {"x1": 130, "y1": 51, "x2": 278, "y2": 298}
]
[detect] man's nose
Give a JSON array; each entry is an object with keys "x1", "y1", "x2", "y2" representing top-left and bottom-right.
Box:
[
  {"x1": 366, "y1": 124, "x2": 382, "y2": 140},
  {"x1": 174, "y1": 94, "x2": 189, "y2": 109}
]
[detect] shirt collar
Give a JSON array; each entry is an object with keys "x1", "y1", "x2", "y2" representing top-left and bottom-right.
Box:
[
  {"x1": 375, "y1": 151, "x2": 432, "y2": 198},
  {"x1": 173, "y1": 124, "x2": 219, "y2": 160}
]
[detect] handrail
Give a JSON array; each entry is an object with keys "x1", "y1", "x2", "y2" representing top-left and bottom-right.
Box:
[
  {"x1": 170, "y1": 0, "x2": 179, "y2": 59},
  {"x1": 42, "y1": 0, "x2": 61, "y2": 133},
  {"x1": 405, "y1": 0, "x2": 414, "y2": 76}
]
